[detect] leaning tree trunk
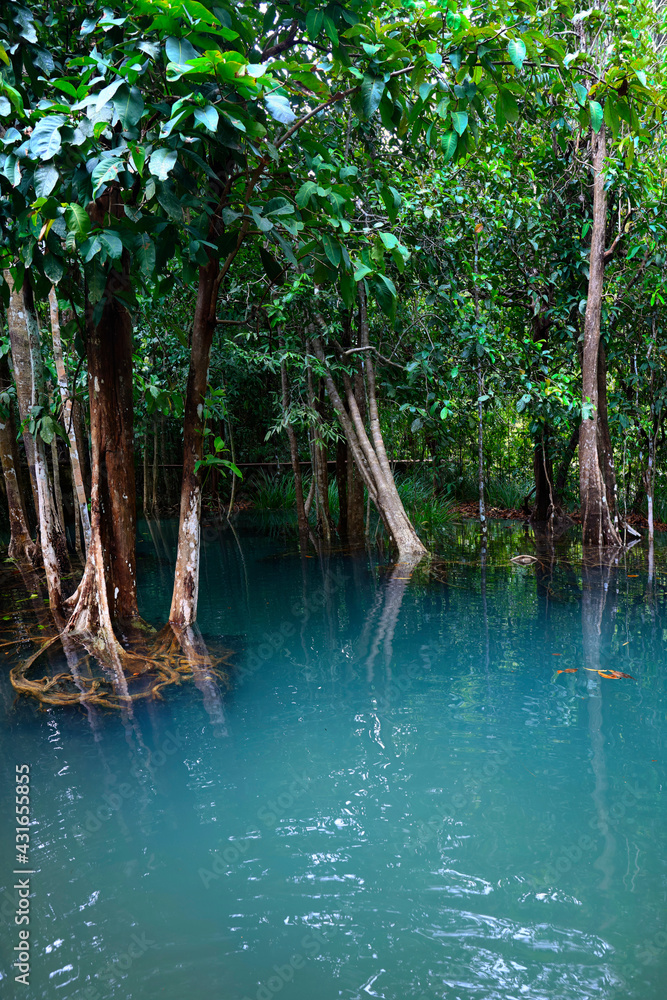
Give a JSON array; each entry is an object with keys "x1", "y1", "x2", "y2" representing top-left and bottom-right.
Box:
[
  {"x1": 169, "y1": 258, "x2": 218, "y2": 626},
  {"x1": 66, "y1": 257, "x2": 138, "y2": 637},
  {"x1": 579, "y1": 126, "x2": 621, "y2": 547},
  {"x1": 309, "y1": 288, "x2": 426, "y2": 560},
  {"x1": 49, "y1": 288, "x2": 91, "y2": 553}
]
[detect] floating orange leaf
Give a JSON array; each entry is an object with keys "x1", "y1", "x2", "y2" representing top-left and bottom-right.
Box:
[
  {"x1": 556, "y1": 668, "x2": 578, "y2": 674},
  {"x1": 597, "y1": 669, "x2": 635, "y2": 680}
]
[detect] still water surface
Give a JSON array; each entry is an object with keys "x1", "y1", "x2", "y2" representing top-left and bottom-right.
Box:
[{"x1": 0, "y1": 518, "x2": 665, "y2": 1000}]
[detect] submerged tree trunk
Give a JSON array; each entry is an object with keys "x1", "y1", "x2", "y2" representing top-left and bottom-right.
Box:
[
  {"x1": 309, "y1": 288, "x2": 426, "y2": 560},
  {"x1": 169, "y1": 259, "x2": 218, "y2": 625},
  {"x1": 49, "y1": 288, "x2": 91, "y2": 553},
  {"x1": 280, "y1": 342, "x2": 308, "y2": 550},
  {"x1": 579, "y1": 126, "x2": 621, "y2": 547}
]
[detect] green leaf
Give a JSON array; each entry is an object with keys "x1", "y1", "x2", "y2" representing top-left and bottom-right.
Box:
[
  {"x1": 165, "y1": 36, "x2": 199, "y2": 64},
  {"x1": 603, "y1": 96, "x2": 620, "y2": 137},
  {"x1": 306, "y1": 9, "x2": 325, "y2": 40},
  {"x1": 193, "y1": 105, "x2": 219, "y2": 131},
  {"x1": 149, "y1": 148, "x2": 178, "y2": 181},
  {"x1": 573, "y1": 82, "x2": 588, "y2": 106},
  {"x1": 0, "y1": 96, "x2": 10, "y2": 116},
  {"x1": 496, "y1": 88, "x2": 519, "y2": 124},
  {"x1": 80, "y1": 236, "x2": 102, "y2": 262},
  {"x1": 321, "y1": 232, "x2": 342, "y2": 267},
  {"x1": 29, "y1": 115, "x2": 65, "y2": 161},
  {"x1": 65, "y1": 204, "x2": 91, "y2": 238},
  {"x1": 451, "y1": 110, "x2": 468, "y2": 136},
  {"x1": 39, "y1": 416, "x2": 55, "y2": 445},
  {"x1": 361, "y1": 75, "x2": 385, "y2": 119},
  {"x1": 589, "y1": 100, "x2": 603, "y2": 133},
  {"x1": 264, "y1": 197, "x2": 294, "y2": 217},
  {"x1": 379, "y1": 232, "x2": 399, "y2": 250},
  {"x1": 259, "y1": 247, "x2": 284, "y2": 284},
  {"x1": 134, "y1": 234, "x2": 156, "y2": 275},
  {"x1": 340, "y1": 270, "x2": 356, "y2": 309},
  {"x1": 34, "y1": 164, "x2": 59, "y2": 199},
  {"x1": 113, "y1": 86, "x2": 144, "y2": 128},
  {"x1": 43, "y1": 254, "x2": 64, "y2": 284},
  {"x1": 508, "y1": 38, "x2": 526, "y2": 71},
  {"x1": 354, "y1": 264, "x2": 373, "y2": 281},
  {"x1": 91, "y1": 159, "x2": 123, "y2": 197},
  {"x1": 441, "y1": 130, "x2": 458, "y2": 160},
  {"x1": 264, "y1": 93, "x2": 295, "y2": 125},
  {"x1": 99, "y1": 230, "x2": 123, "y2": 259},
  {"x1": 296, "y1": 181, "x2": 317, "y2": 207}
]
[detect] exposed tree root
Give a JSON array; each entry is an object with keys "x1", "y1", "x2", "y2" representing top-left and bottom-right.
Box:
[{"x1": 9, "y1": 626, "x2": 232, "y2": 710}]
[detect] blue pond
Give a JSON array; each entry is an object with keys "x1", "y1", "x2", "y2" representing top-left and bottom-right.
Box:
[{"x1": 0, "y1": 517, "x2": 665, "y2": 1000}]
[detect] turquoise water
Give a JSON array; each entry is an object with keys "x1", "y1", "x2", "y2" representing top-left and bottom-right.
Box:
[{"x1": 0, "y1": 518, "x2": 666, "y2": 1000}]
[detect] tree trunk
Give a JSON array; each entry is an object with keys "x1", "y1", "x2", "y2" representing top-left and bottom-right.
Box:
[
  {"x1": 579, "y1": 126, "x2": 621, "y2": 547},
  {"x1": 309, "y1": 288, "x2": 426, "y2": 560},
  {"x1": 477, "y1": 362, "x2": 487, "y2": 540},
  {"x1": 169, "y1": 259, "x2": 218, "y2": 626},
  {"x1": 50, "y1": 423, "x2": 66, "y2": 537},
  {"x1": 67, "y1": 259, "x2": 138, "y2": 629},
  {"x1": 4, "y1": 270, "x2": 40, "y2": 518},
  {"x1": 336, "y1": 438, "x2": 348, "y2": 542},
  {"x1": 143, "y1": 427, "x2": 149, "y2": 516},
  {"x1": 49, "y1": 288, "x2": 91, "y2": 553},
  {"x1": 596, "y1": 339, "x2": 617, "y2": 523},
  {"x1": 280, "y1": 342, "x2": 308, "y2": 549},
  {"x1": 554, "y1": 422, "x2": 580, "y2": 504},
  {"x1": 151, "y1": 416, "x2": 159, "y2": 514},
  {"x1": 8, "y1": 274, "x2": 70, "y2": 608},
  {"x1": 0, "y1": 376, "x2": 36, "y2": 563}
]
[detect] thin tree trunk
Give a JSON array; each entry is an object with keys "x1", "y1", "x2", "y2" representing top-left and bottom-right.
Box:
[
  {"x1": 143, "y1": 427, "x2": 149, "y2": 515},
  {"x1": 49, "y1": 288, "x2": 91, "y2": 553},
  {"x1": 4, "y1": 270, "x2": 40, "y2": 518},
  {"x1": 596, "y1": 339, "x2": 617, "y2": 525},
  {"x1": 169, "y1": 259, "x2": 218, "y2": 625},
  {"x1": 151, "y1": 416, "x2": 159, "y2": 514},
  {"x1": 579, "y1": 126, "x2": 621, "y2": 547},
  {"x1": 280, "y1": 342, "x2": 308, "y2": 549},
  {"x1": 0, "y1": 397, "x2": 36, "y2": 563},
  {"x1": 10, "y1": 274, "x2": 70, "y2": 608},
  {"x1": 50, "y1": 424, "x2": 65, "y2": 535},
  {"x1": 336, "y1": 438, "x2": 348, "y2": 542},
  {"x1": 477, "y1": 362, "x2": 487, "y2": 540}
]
